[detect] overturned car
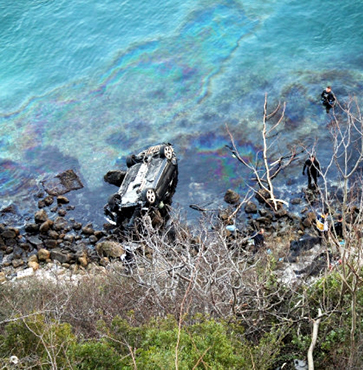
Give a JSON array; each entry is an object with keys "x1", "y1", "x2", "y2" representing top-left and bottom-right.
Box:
[{"x1": 104, "y1": 143, "x2": 178, "y2": 230}]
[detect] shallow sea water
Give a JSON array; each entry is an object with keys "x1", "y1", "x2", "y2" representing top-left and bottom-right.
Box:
[{"x1": 1, "y1": 0, "x2": 363, "y2": 227}]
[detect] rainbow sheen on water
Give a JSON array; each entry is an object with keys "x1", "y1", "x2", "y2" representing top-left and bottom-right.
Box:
[{"x1": 1, "y1": 0, "x2": 363, "y2": 226}]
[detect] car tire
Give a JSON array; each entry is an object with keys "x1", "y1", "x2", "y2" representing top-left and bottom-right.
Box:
[
  {"x1": 159, "y1": 145, "x2": 173, "y2": 160},
  {"x1": 143, "y1": 188, "x2": 157, "y2": 205}
]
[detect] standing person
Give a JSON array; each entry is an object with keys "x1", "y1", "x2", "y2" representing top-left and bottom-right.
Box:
[
  {"x1": 321, "y1": 86, "x2": 335, "y2": 113},
  {"x1": 252, "y1": 228, "x2": 265, "y2": 254},
  {"x1": 316, "y1": 210, "x2": 329, "y2": 242},
  {"x1": 302, "y1": 155, "x2": 321, "y2": 189},
  {"x1": 332, "y1": 214, "x2": 344, "y2": 239}
]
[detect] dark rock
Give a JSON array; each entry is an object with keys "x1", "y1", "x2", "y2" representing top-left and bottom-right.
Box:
[
  {"x1": 244, "y1": 201, "x2": 257, "y2": 214},
  {"x1": 255, "y1": 189, "x2": 270, "y2": 204},
  {"x1": 94, "y1": 230, "x2": 106, "y2": 239},
  {"x1": 63, "y1": 234, "x2": 75, "y2": 243},
  {"x1": 275, "y1": 208, "x2": 288, "y2": 218},
  {"x1": 19, "y1": 243, "x2": 31, "y2": 251},
  {"x1": 1, "y1": 229, "x2": 17, "y2": 240},
  {"x1": 38, "y1": 199, "x2": 47, "y2": 209},
  {"x1": 26, "y1": 235, "x2": 44, "y2": 248},
  {"x1": 224, "y1": 189, "x2": 240, "y2": 205},
  {"x1": 34, "y1": 209, "x2": 48, "y2": 224},
  {"x1": 47, "y1": 230, "x2": 59, "y2": 239},
  {"x1": 104, "y1": 170, "x2": 127, "y2": 187},
  {"x1": 44, "y1": 195, "x2": 54, "y2": 206},
  {"x1": 259, "y1": 209, "x2": 273, "y2": 219},
  {"x1": 5, "y1": 247, "x2": 13, "y2": 254},
  {"x1": 73, "y1": 222, "x2": 82, "y2": 231},
  {"x1": 50, "y1": 250, "x2": 71, "y2": 264},
  {"x1": 25, "y1": 223, "x2": 40, "y2": 233},
  {"x1": 42, "y1": 169, "x2": 84, "y2": 196},
  {"x1": 43, "y1": 239, "x2": 58, "y2": 249},
  {"x1": 82, "y1": 224, "x2": 95, "y2": 235},
  {"x1": 291, "y1": 197, "x2": 302, "y2": 205},
  {"x1": 96, "y1": 241, "x2": 125, "y2": 258},
  {"x1": 57, "y1": 196, "x2": 70, "y2": 205},
  {"x1": 88, "y1": 235, "x2": 98, "y2": 244},
  {"x1": 53, "y1": 217, "x2": 69, "y2": 232},
  {"x1": 58, "y1": 209, "x2": 67, "y2": 217},
  {"x1": 39, "y1": 220, "x2": 53, "y2": 234}
]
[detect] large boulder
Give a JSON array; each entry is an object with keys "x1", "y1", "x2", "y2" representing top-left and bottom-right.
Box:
[
  {"x1": 224, "y1": 189, "x2": 240, "y2": 205},
  {"x1": 42, "y1": 169, "x2": 83, "y2": 196},
  {"x1": 96, "y1": 241, "x2": 125, "y2": 258},
  {"x1": 104, "y1": 170, "x2": 127, "y2": 187}
]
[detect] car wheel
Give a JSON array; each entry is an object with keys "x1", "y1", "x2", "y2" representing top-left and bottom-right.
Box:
[
  {"x1": 143, "y1": 188, "x2": 157, "y2": 205},
  {"x1": 160, "y1": 145, "x2": 173, "y2": 160}
]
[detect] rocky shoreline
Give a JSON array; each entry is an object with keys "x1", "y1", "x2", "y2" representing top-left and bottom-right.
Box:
[{"x1": 0, "y1": 169, "x2": 333, "y2": 284}]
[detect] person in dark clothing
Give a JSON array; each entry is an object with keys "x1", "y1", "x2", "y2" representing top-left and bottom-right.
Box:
[
  {"x1": 252, "y1": 228, "x2": 265, "y2": 253},
  {"x1": 302, "y1": 155, "x2": 321, "y2": 189},
  {"x1": 321, "y1": 86, "x2": 335, "y2": 113},
  {"x1": 332, "y1": 214, "x2": 344, "y2": 239}
]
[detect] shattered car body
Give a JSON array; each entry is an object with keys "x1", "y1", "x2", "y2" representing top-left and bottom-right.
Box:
[{"x1": 104, "y1": 144, "x2": 178, "y2": 229}]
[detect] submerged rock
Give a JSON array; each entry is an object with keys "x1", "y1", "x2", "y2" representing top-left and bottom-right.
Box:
[{"x1": 42, "y1": 169, "x2": 83, "y2": 196}]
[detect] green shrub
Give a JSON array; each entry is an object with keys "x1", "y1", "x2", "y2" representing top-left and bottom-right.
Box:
[{"x1": 70, "y1": 341, "x2": 123, "y2": 370}]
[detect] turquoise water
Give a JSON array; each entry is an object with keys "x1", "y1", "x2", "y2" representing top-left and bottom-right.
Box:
[{"x1": 1, "y1": 0, "x2": 363, "y2": 226}]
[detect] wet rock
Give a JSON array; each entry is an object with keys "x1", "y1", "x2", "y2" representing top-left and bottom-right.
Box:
[
  {"x1": 58, "y1": 209, "x2": 67, "y2": 217},
  {"x1": 34, "y1": 209, "x2": 48, "y2": 224},
  {"x1": 224, "y1": 189, "x2": 240, "y2": 205},
  {"x1": 42, "y1": 169, "x2": 84, "y2": 196},
  {"x1": 275, "y1": 208, "x2": 288, "y2": 218},
  {"x1": 88, "y1": 235, "x2": 98, "y2": 244},
  {"x1": 25, "y1": 223, "x2": 40, "y2": 233},
  {"x1": 3, "y1": 227, "x2": 19, "y2": 239},
  {"x1": 27, "y1": 235, "x2": 43, "y2": 248},
  {"x1": 291, "y1": 197, "x2": 302, "y2": 205},
  {"x1": 43, "y1": 239, "x2": 58, "y2": 249},
  {"x1": 63, "y1": 234, "x2": 75, "y2": 243},
  {"x1": 104, "y1": 170, "x2": 126, "y2": 187},
  {"x1": 73, "y1": 222, "x2": 82, "y2": 231},
  {"x1": 244, "y1": 201, "x2": 258, "y2": 214},
  {"x1": 53, "y1": 217, "x2": 69, "y2": 232},
  {"x1": 47, "y1": 230, "x2": 59, "y2": 239},
  {"x1": 19, "y1": 243, "x2": 31, "y2": 251},
  {"x1": 82, "y1": 224, "x2": 95, "y2": 235},
  {"x1": 255, "y1": 189, "x2": 270, "y2": 204},
  {"x1": 39, "y1": 220, "x2": 54, "y2": 234},
  {"x1": 57, "y1": 195, "x2": 69, "y2": 205},
  {"x1": 96, "y1": 240, "x2": 125, "y2": 258}
]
